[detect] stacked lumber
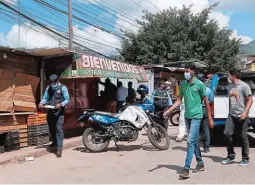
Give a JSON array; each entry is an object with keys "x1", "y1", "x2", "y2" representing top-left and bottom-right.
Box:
[
  {"x1": 13, "y1": 72, "x2": 40, "y2": 112},
  {"x1": 0, "y1": 68, "x2": 40, "y2": 112},
  {"x1": 0, "y1": 69, "x2": 15, "y2": 112},
  {"x1": 27, "y1": 113, "x2": 47, "y2": 126},
  {"x1": 0, "y1": 115, "x2": 28, "y2": 148}
]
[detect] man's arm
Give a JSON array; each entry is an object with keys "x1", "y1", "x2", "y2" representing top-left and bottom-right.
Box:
[
  {"x1": 163, "y1": 95, "x2": 182, "y2": 117},
  {"x1": 39, "y1": 87, "x2": 49, "y2": 105},
  {"x1": 203, "y1": 96, "x2": 213, "y2": 120},
  {"x1": 241, "y1": 84, "x2": 253, "y2": 119},
  {"x1": 60, "y1": 86, "x2": 70, "y2": 107},
  {"x1": 98, "y1": 80, "x2": 105, "y2": 86}
]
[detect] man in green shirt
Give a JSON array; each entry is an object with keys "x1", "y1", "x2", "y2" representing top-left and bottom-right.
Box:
[{"x1": 164, "y1": 63, "x2": 214, "y2": 179}]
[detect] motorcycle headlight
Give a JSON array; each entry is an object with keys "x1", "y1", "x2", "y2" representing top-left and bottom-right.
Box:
[{"x1": 83, "y1": 111, "x2": 87, "y2": 114}]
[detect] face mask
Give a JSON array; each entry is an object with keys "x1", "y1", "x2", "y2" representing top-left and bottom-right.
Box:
[
  {"x1": 51, "y1": 84, "x2": 58, "y2": 89},
  {"x1": 228, "y1": 77, "x2": 232, "y2": 84},
  {"x1": 184, "y1": 72, "x2": 191, "y2": 80}
]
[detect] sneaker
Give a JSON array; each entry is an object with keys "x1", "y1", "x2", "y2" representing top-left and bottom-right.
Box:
[
  {"x1": 239, "y1": 159, "x2": 250, "y2": 167},
  {"x1": 221, "y1": 157, "x2": 234, "y2": 165},
  {"x1": 192, "y1": 164, "x2": 205, "y2": 173},
  {"x1": 176, "y1": 137, "x2": 184, "y2": 142},
  {"x1": 179, "y1": 169, "x2": 190, "y2": 179}
]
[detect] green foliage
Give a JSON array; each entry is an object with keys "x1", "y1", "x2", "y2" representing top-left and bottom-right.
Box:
[{"x1": 121, "y1": 4, "x2": 241, "y2": 73}]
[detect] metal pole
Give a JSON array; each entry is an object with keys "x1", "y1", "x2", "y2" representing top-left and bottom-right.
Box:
[{"x1": 68, "y1": 0, "x2": 73, "y2": 51}]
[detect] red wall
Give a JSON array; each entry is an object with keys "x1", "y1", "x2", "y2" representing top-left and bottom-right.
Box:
[{"x1": 61, "y1": 78, "x2": 100, "y2": 130}]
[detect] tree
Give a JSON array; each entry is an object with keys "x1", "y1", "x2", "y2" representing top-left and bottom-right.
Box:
[{"x1": 121, "y1": 4, "x2": 241, "y2": 73}]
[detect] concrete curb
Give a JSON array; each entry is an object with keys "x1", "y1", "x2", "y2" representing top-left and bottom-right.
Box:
[{"x1": 0, "y1": 137, "x2": 82, "y2": 166}]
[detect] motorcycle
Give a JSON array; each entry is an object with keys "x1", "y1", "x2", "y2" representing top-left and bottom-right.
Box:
[{"x1": 77, "y1": 105, "x2": 170, "y2": 152}]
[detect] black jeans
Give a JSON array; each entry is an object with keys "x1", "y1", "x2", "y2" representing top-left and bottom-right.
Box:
[
  {"x1": 47, "y1": 110, "x2": 64, "y2": 151},
  {"x1": 224, "y1": 114, "x2": 249, "y2": 160},
  {"x1": 201, "y1": 107, "x2": 210, "y2": 150}
]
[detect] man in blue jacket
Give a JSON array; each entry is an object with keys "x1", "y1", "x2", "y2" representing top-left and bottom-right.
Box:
[
  {"x1": 39, "y1": 74, "x2": 69, "y2": 158},
  {"x1": 197, "y1": 73, "x2": 214, "y2": 153}
]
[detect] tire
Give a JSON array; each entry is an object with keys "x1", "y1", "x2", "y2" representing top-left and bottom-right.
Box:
[
  {"x1": 170, "y1": 111, "x2": 180, "y2": 126},
  {"x1": 147, "y1": 124, "x2": 170, "y2": 150},
  {"x1": 82, "y1": 127, "x2": 110, "y2": 152}
]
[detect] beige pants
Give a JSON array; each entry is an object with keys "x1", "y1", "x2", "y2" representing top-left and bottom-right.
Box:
[{"x1": 177, "y1": 109, "x2": 187, "y2": 138}]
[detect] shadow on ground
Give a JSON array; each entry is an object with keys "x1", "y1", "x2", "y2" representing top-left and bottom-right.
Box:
[
  {"x1": 148, "y1": 164, "x2": 182, "y2": 174},
  {"x1": 73, "y1": 142, "x2": 164, "y2": 153}
]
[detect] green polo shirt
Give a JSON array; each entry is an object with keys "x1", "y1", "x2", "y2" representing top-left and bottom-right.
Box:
[{"x1": 179, "y1": 77, "x2": 207, "y2": 119}]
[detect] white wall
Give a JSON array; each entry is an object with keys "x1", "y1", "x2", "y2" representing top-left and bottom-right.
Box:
[{"x1": 98, "y1": 70, "x2": 154, "y2": 96}]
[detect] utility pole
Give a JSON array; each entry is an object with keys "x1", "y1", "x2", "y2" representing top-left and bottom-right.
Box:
[{"x1": 68, "y1": 0, "x2": 73, "y2": 51}]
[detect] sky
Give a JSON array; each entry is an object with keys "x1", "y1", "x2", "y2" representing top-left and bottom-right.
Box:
[{"x1": 0, "y1": 0, "x2": 254, "y2": 56}]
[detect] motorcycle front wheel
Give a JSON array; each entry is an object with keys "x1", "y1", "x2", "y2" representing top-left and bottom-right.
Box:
[
  {"x1": 147, "y1": 124, "x2": 170, "y2": 150},
  {"x1": 82, "y1": 127, "x2": 110, "y2": 152},
  {"x1": 170, "y1": 111, "x2": 180, "y2": 126}
]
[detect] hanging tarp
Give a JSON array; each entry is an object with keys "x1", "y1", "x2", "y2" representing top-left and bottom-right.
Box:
[{"x1": 61, "y1": 54, "x2": 148, "y2": 82}]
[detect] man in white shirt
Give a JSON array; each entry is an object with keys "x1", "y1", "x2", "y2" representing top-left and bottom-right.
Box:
[{"x1": 117, "y1": 81, "x2": 128, "y2": 112}]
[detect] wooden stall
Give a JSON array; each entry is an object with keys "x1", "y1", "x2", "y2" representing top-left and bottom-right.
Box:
[{"x1": 0, "y1": 47, "x2": 41, "y2": 150}]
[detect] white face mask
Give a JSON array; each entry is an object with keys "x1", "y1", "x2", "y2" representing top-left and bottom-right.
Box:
[{"x1": 228, "y1": 77, "x2": 232, "y2": 84}]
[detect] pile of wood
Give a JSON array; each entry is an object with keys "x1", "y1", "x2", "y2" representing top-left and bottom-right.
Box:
[
  {"x1": 0, "y1": 115, "x2": 28, "y2": 148},
  {"x1": 0, "y1": 68, "x2": 40, "y2": 112},
  {"x1": 27, "y1": 113, "x2": 47, "y2": 126}
]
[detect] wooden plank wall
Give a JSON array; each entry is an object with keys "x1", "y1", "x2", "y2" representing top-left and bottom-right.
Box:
[{"x1": 0, "y1": 51, "x2": 40, "y2": 76}]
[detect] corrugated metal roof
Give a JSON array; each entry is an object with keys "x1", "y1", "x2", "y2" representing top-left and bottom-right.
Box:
[
  {"x1": 26, "y1": 47, "x2": 71, "y2": 57},
  {"x1": 163, "y1": 59, "x2": 208, "y2": 68},
  {"x1": 0, "y1": 47, "x2": 72, "y2": 57}
]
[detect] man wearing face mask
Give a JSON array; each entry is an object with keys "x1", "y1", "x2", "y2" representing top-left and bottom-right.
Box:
[
  {"x1": 164, "y1": 63, "x2": 214, "y2": 179},
  {"x1": 39, "y1": 74, "x2": 70, "y2": 158},
  {"x1": 222, "y1": 69, "x2": 253, "y2": 166}
]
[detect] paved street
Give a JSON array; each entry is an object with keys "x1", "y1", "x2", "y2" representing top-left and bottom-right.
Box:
[{"x1": 1, "y1": 126, "x2": 255, "y2": 184}]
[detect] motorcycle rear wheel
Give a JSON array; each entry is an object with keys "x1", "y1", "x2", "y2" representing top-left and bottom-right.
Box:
[
  {"x1": 82, "y1": 127, "x2": 110, "y2": 152},
  {"x1": 147, "y1": 124, "x2": 170, "y2": 150}
]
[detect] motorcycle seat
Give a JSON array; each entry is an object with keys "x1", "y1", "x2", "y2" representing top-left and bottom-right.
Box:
[{"x1": 95, "y1": 111, "x2": 122, "y2": 118}]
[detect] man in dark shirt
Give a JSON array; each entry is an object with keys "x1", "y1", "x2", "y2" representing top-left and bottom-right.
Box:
[
  {"x1": 99, "y1": 78, "x2": 117, "y2": 113},
  {"x1": 127, "y1": 82, "x2": 136, "y2": 104}
]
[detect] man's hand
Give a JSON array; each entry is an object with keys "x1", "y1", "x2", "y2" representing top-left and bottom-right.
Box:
[
  {"x1": 163, "y1": 110, "x2": 171, "y2": 118},
  {"x1": 55, "y1": 104, "x2": 62, "y2": 109},
  {"x1": 38, "y1": 103, "x2": 44, "y2": 109},
  {"x1": 240, "y1": 111, "x2": 248, "y2": 120},
  {"x1": 208, "y1": 118, "x2": 214, "y2": 129}
]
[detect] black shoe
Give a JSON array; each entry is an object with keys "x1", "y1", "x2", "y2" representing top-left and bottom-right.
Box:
[
  {"x1": 179, "y1": 169, "x2": 190, "y2": 179},
  {"x1": 204, "y1": 148, "x2": 210, "y2": 153},
  {"x1": 56, "y1": 150, "x2": 62, "y2": 158},
  {"x1": 192, "y1": 164, "x2": 205, "y2": 173},
  {"x1": 49, "y1": 143, "x2": 56, "y2": 147}
]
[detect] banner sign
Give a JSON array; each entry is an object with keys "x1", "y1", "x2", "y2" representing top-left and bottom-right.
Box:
[{"x1": 61, "y1": 54, "x2": 148, "y2": 81}]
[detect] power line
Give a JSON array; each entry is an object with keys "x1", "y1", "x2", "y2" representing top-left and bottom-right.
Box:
[
  {"x1": 86, "y1": 0, "x2": 139, "y2": 27},
  {"x1": 11, "y1": 3, "x2": 123, "y2": 51},
  {"x1": 0, "y1": 0, "x2": 114, "y2": 59},
  {"x1": 129, "y1": 0, "x2": 151, "y2": 13},
  {"x1": 33, "y1": 0, "x2": 128, "y2": 40},
  {"x1": 62, "y1": 0, "x2": 136, "y2": 34}
]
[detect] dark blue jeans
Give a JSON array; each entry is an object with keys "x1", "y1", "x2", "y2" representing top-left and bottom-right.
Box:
[
  {"x1": 47, "y1": 111, "x2": 64, "y2": 150},
  {"x1": 184, "y1": 118, "x2": 203, "y2": 169},
  {"x1": 201, "y1": 107, "x2": 210, "y2": 150}
]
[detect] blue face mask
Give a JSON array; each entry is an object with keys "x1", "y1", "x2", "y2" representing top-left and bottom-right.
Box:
[
  {"x1": 184, "y1": 72, "x2": 192, "y2": 80},
  {"x1": 51, "y1": 84, "x2": 58, "y2": 90}
]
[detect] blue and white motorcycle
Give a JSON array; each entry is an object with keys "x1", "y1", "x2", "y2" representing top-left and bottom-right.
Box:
[{"x1": 78, "y1": 104, "x2": 170, "y2": 152}]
